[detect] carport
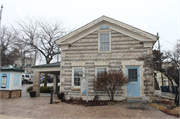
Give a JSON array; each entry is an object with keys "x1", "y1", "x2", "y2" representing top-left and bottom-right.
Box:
[{"x1": 32, "y1": 62, "x2": 60, "y2": 96}]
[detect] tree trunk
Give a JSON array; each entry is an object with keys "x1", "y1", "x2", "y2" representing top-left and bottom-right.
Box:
[
  {"x1": 44, "y1": 73, "x2": 47, "y2": 87},
  {"x1": 169, "y1": 78, "x2": 179, "y2": 106},
  {"x1": 110, "y1": 91, "x2": 114, "y2": 101},
  {"x1": 154, "y1": 73, "x2": 160, "y2": 90}
]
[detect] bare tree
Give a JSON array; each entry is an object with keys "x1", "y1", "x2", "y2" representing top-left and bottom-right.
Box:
[
  {"x1": 0, "y1": 26, "x2": 19, "y2": 66},
  {"x1": 93, "y1": 70, "x2": 129, "y2": 101},
  {"x1": 138, "y1": 40, "x2": 180, "y2": 106},
  {"x1": 14, "y1": 16, "x2": 66, "y2": 87},
  {"x1": 14, "y1": 43, "x2": 33, "y2": 69}
]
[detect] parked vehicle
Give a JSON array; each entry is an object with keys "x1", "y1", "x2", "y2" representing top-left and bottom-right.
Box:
[
  {"x1": 40, "y1": 75, "x2": 54, "y2": 83},
  {"x1": 22, "y1": 74, "x2": 33, "y2": 84}
]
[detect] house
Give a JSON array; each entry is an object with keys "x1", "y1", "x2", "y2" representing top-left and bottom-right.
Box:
[
  {"x1": 32, "y1": 16, "x2": 157, "y2": 100},
  {"x1": 54, "y1": 16, "x2": 157, "y2": 101},
  {"x1": 14, "y1": 57, "x2": 35, "y2": 74},
  {"x1": 155, "y1": 62, "x2": 178, "y2": 92}
]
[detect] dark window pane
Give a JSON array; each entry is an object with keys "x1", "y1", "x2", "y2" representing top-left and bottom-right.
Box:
[
  {"x1": 128, "y1": 69, "x2": 137, "y2": 82},
  {"x1": 74, "y1": 68, "x2": 83, "y2": 86},
  {"x1": 74, "y1": 78, "x2": 80, "y2": 86}
]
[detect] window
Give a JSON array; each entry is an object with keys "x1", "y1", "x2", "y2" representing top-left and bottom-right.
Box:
[
  {"x1": 128, "y1": 69, "x2": 137, "y2": 82},
  {"x1": 100, "y1": 33, "x2": 110, "y2": 51},
  {"x1": 100, "y1": 26, "x2": 109, "y2": 29},
  {"x1": 25, "y1": 75, "x2": 30, "y2": 78},
  {"x1": 98, "y1": 28, "x2": 111, "y2": 52},
  {"x1": 72, "y1": 68, "x2": 83, "y2": 87},
  {"x1": 96, "y1": 67, "x2": 107, "y2": 77}
]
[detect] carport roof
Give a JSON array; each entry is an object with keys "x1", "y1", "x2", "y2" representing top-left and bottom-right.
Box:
[{"x1": 32, "y1": 62, "x2": 60, "y2": 68}]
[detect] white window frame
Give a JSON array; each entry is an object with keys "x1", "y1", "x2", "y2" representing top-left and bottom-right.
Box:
[
  {"x1": 98, "y1": 29, "x2": 111, "y2": 53},
  {"x1": 72, "y1": 67, "x2": 84, "y2": 87},
  {"x1": 95, "y1": 67, "x2": 108, "y2": 78}
]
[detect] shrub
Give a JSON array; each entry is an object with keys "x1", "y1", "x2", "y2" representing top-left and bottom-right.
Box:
[
  {"x1": 93, "y1": 70, "x2": 129, "y2": 101},
  {"x1": 26, "y1": 86, "x2": 33, "y2": 92},
  {"x1": 26, "y1": 85, "x2": 60, "y2": 93},
  {"x1": 40, "y1": 86, "x2": 53, "y2": 93}
]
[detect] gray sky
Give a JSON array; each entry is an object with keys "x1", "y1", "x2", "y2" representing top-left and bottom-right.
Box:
[{"x1": 1, "y1": 0, "x2": 179, "y2": 51}]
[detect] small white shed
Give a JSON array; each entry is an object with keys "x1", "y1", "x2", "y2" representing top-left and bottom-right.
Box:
[{"x1": 0, "y1": 65, "x2": 24, "y2": 98}]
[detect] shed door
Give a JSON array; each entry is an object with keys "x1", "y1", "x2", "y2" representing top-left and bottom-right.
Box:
[{"x1": 127, "y1": 67, "x2": 140, "y2": 97}]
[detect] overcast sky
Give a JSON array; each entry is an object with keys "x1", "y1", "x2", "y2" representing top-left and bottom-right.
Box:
[{"x1": 0, "y1": 0, "x2": 179, "y2": 64}]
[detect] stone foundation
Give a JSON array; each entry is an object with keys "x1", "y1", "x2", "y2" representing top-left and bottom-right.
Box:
[{"x1": 0, "y1": 90, "x2": 21, "y2": 99}]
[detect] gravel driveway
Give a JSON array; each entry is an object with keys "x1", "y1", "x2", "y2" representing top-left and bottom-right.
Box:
[
  {"x1": 0, "y1": 96, "x2": 178, "y2": 119},
  {"x1": 0, "y1": 84, "x2": 178, "y2": 119}
]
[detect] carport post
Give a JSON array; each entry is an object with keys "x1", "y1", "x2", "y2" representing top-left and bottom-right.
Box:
[
  {"x1": 53, "y1": 74, "x2": 57, "y2": 94},
  {"x1": 33, "y1": 72, "x2": 40, "y2": 97}
]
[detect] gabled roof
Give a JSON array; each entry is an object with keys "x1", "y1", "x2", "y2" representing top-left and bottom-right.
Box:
[
  {"x1": 56, "y1": 15, "x2": 157, "y2": 46},
  {"x1": 32, "y1": 62, "x2": 60, "y2": 68},
  {"x1": 1, "y1": 65, "x2": 24, "y2": 72}
]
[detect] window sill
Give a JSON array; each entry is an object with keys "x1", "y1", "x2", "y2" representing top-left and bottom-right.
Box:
[
  {"x1": 98, "y1": 51, "x2": 111, "y2": 54},
  {"x1": 71, "y1": 87, "x2": 81, "y2": 91}
]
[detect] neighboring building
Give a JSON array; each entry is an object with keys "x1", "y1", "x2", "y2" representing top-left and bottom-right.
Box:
[
  {"x1": 156, "y1": 62, "x2": 178, "y2": 92},
  {"x1": 54, "y1": 16, "x2": 157, "y2": 100},
  {"x1": 14, "y1": 57, "x2": 35, "y2": 74}
]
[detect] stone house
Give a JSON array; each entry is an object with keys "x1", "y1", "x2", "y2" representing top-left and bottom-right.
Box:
[{"x1": 55, "y1": 16, "x2": 157, "y2": 101}]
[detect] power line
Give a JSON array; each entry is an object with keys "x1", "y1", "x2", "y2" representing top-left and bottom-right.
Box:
[{"x1": 160, "y1": 36, "x2": 175, "y2": 46}]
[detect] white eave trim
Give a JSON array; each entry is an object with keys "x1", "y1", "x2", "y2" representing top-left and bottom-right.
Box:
[
  {"x1": 55, "y1": 16, "x2": 157, "y2": 44},
  {"x1": 56, "y1": 42, "x2": 71, "y2": 46}
]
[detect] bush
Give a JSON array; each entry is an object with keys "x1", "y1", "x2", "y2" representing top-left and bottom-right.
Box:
[
  {"x1": 40, "y1": 86, "x2": 53, "y2": 93},
  {"x1": 26, "y1": 85, "x2": 60, "y2": 93},
  {"x1": 26, "y1": 86, "x2": 33, "y2": 92},
  {"x1": 93, "y1": 70, "x2": 129, "y2": 101}
]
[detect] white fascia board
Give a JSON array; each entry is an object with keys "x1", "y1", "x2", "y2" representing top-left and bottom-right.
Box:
[
  {"x1": 56, "y1": 16, "x2": 105, "y2": 44},
  {"x1": 55, "y1": 16, "x2": 157, "y2": 45}
]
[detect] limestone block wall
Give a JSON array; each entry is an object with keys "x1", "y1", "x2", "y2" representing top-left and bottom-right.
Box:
[{"x1": 60, "y1": 30, "x2": 154, "y2": 100}]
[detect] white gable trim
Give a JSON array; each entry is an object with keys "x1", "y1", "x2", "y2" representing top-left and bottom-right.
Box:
[{"x1": 56, "y1": 16, "x2": 157, "y2": 48}]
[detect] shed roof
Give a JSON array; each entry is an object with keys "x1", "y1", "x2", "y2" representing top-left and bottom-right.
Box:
[{"x1": 1, "y1": 65, "x2": 24, "y2": 72}]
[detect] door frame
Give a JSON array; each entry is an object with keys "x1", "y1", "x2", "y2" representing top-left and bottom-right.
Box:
[
  {"x1": 121, "y1": 60, "x2": 145, "y2": 99},
  {"x1": 126, "y1": 67, "x2": 140, "y2": 97}
]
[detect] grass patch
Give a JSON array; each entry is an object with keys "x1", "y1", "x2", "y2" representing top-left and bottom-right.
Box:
[{"x1": 150, "y1": 103, "x2": 179, "y2": 117}]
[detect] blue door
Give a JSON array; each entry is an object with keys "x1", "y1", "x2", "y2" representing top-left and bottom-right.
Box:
[{"x1": 127, "y1": 67, "x2": 140, "y2": 97}]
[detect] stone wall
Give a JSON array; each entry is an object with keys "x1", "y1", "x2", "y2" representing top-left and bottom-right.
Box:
[
  {"x1": 0, "y1": 90, "x2": 21, "y2": 99},
  {"x1": 60, "y1": 30, "x2": 154, "y2": 100}
]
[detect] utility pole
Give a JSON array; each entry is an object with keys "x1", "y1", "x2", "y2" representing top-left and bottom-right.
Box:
[
  {"x1": 157, "y1": 33, "x2": 164, "y2": 86},
  {"x1": 57, "y1": 47, "x2": 59, "y2": 62},
  {"x1": 0, "y1": 5, "x2": 3, "y2": 67},
  {"x1": 0, "y1": 5, "x2": 3, "y2": 28}
]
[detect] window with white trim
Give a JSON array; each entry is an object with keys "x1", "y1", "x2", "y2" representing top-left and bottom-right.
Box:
[
  {"x1": 100, "y1": 33, "x2": 110, "y2": 51},
  {"x1": 72, "y1": 68, "x2": 83, "y2": 87},
  {"x1": 98, "y1": 27, "x2": 111, "y2": 52}
]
